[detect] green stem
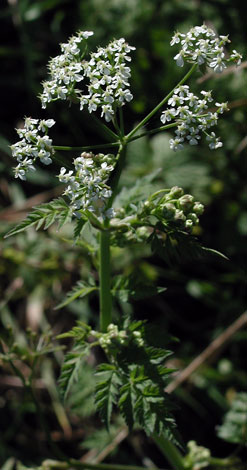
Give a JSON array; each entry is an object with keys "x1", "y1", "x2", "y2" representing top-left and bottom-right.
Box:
[
  {"x1": 127, "y1": 123, "x2": 177, "y2": 142},
  {"x1": 126, "y1": 63, "x2": 198, "y2": 141},
  {"x1": 42, "y1": 459, "x2": 169, "y2": 470},
  {"x1": 152, "y1": 433, "x2": 185, "y2": 470},
  {"x1": 99, "y1": 230, "x2": 112, "y2": 332},
  {"x1": 107, "y1": 142, "x2": 127, "y2": 207},
  {"x1": 53, "y1": 123, "x2": 175, "y2": 153},
  {"x1": 53, "y1": 142, "x2": 120, "y2": 152},
  {"x1": 209, "y1": 456, "x2": 244, "y2": 468}
]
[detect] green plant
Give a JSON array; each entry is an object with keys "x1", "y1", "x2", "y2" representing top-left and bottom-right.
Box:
[{"x1": 4, "y1": 25, "x2": 246, "y2": 470}]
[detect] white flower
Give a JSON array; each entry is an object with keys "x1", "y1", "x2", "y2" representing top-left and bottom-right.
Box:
[
  {"x1": 206, "y1": 132, "x2": 223, "y2": 149},
  {"x1": 215, "y1": 102, "x2": 228, "y2": 114},
  {"x1": 171, "y1": 25, "x2": 242, "y2": 72},
  {"x1": 230, "y1": 50, "x2": 242, "y2": 66},
  {"x1": 81, "y1": 31, "x2": 94, "y2": 39},
  {"x1": 174, "y1": 52, "x2": 185, "y2": 67},
  {"x1": 170, "y1": 32, "x2": 184, "y2": 46},
  {"x1": 160, "y1": 84, "x2": 227, "y2": 152},
  {"x1": 169, "y1": 137, "x2": 184, "y2": 151},
  {"x1": 39, "y1": 32, "x2": 135, "y2": 121},
  {"x1": 58, "y1": 152, "x2": 115, "y2": 219},
  {"x1": 101, "y1": 104, "x2": 114, "y2": 122},
  {"x1": 209, "y1": 56, "x2": 227, "y2": 73},
  {"x1": 12, "y1": 117, "x2": 55, "y2": 179}
]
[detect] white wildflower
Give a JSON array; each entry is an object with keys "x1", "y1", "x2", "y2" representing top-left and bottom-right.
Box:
[{"x1": 11, "y1": 117, "x2": 55, "y2": 179}]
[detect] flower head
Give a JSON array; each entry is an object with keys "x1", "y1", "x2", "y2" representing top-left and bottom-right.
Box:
[
  {"x1": 171, "y1": 25, "x2": 242, "y2": 72},
  {"x1": 58, "y1": 152, "x2": 115, "y2": 219},
  {"x1": 160, "y1": 85, "x2": 226, "y2": 152},
  {"x1": 11, "y1": 117, "x2": 55, "y2": 180},
  {"x1": 39, "y1": 31, "x2": 135, "y2": 123}
]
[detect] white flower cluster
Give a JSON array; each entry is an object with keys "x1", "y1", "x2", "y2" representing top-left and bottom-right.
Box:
[
  {"x1": 160, "y1": 85, "x2": 228, "y2": 151},
  {"x1": 40, "y1": 31, "x2": 93, "y2": 109},
  {"x1": 80, "y1": 38, "x2": 135, "y2": 122},
  {"x1": 171, "y1": 25, "x2": 242, "y2": 72},
  {"x1": 11, "y1": 117, "x2": 55, "y2": 180},
  {"x1": 40, "y1": 31, "x2": 135, "y2": 122},
  {"x1": 58, "y1": 152, "x2": 115, "y2": 219}
]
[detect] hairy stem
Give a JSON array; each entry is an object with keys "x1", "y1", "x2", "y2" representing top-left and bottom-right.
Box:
[
  {"x1": 126, "y1": 63, "x2": 198, "y2": 141},
  {"x1": 99, "y1": 230, "x2": 112, "y2": 332}
]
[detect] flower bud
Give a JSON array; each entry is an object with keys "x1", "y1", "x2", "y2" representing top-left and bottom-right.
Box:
[
  {"x1": 162, "y1": 202, "x2": 176, "y2": 219},
  {"x1": 185, "y1": 219, "x2": 194, "y2": 230},
  {"x1": 169, "y1": 186, "x2": 184, "y2": 198},
  {"x1": 174, "y1": 209, "x2": 186, "y2": 222},
  {"x1": 187, "y1": 212, "x2": 199, "y2": 224},
  {"x1": 178, "y1": 194, "x2": 194, "y2": 211},
  {"x1": 193, "y1": 202, "x2": 204, "y2": 215}
]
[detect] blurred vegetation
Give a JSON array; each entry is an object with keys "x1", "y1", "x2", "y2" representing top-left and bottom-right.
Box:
[{"x1": 0, "y1": 0, "x2": 246, "y2": 468}]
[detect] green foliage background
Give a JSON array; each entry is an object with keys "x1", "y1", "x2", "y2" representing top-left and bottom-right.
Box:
[{"x1": 0, "y1": 0, "x2": 246, "y2": 467}]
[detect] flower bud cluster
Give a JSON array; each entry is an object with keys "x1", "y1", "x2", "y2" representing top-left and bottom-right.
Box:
[
  {"x1": 40, "y1": 31, "x2": 135, "y2": 122},
  {"x1": 160, "y1": 85, "x2": 227, "y2": 151},
  {"x1": 11, "y1": 117, "x2": 55, "y2": 180},
  {"x1": 184, "y1": 441, "x2": 211, "y2": 470},
  {"x1": 147, "y1": 186, "x2": 204, "y2": 232},
  {"x1": 91, "y1": 323, "x2": 144, "y2": 352},
  {"x1": 171, "y1": 25, "x2": 242, "y2": 72},
  {"x1": 58, "y1": 152, "x2": 115, "y2": 219}
]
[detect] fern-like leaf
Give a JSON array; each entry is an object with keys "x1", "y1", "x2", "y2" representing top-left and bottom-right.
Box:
[
  {"x1": 95, "y1": 364, "x2": 120, "y2": 430},
  {"x1": 59, "y1": 343, "x2": 90, "y2": 401},
  {"x1": 118, "y1": 382, "x2": 134, "y2": 431},
  {"x1": 4, "y1": 198, "x2": 71, "y2": 238},
  {"x1": 149, "y1": 226, "x2": 228, "y2": 266},
  {"x1": 55, "y1": 281, "x2": 97, "y2": 310}
]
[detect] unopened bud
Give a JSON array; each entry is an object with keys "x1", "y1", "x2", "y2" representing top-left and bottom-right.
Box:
[
  {"x1": 193, "y1": 202, "x2": 204, "y2": 215},
  {"x1": 178, "y1": 194, "x2": 194, "y2": 211},
  {"x1": 162, "y1": 202, "x2": 176, "y2": 219},
  {"x1": 169, "y1": 186, "x2": 184, "y2": 198},
  {"x1": 187, "y1": 212, "x2": 199, "y2": 224},
  {"x1": 174, "y1": 209, "x2": 186, "y2": 222}
]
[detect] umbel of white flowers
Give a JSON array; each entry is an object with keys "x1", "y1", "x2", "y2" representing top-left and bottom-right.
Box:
[
  {"x1": 11, "y1": 25, "x2": 242, "y2": 218},
  {"x1": 11, "y1": 118, "x2": 55, "y2": 180},
  {"x1": 160, "y1": 85, "x2": 228, "y2": 151},
  {"x1": 58, "y1": 152, "x2": 115, "y2": 219},
  {"x1": 161, "y1": 24, "x2": 242, "y2": 151},
  {"x1": 40, "y1": 31, "x2": 135, "y2": 122},
  {"x1": 170, "y1": 24, "x2": 242, "y2": 71}
]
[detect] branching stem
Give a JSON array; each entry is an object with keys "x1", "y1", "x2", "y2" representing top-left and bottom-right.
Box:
[{"x1": 126, "y1": 63, "x2": 198, "y2": 141}]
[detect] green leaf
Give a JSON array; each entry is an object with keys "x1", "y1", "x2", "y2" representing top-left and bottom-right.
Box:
[
  {"x1": 59, "y1": 343, "x2": 90, "y2": 401},
  {"x1": 54, "y1": 281, "x2": 97, "y2": 310},
  {"x1": 73, "y1": 217, "x2": 87, "y2": 242},
  {"x1": 112, "y1": 275, "x2": 166, "y2": 302},
  {"x1": 4, "y1": 198, "x2": 71, "y2": 238},
  {"x1": 148, "y1": 227, "x2": 228, "y2": 266},
  {"x1": 114, "y1": 168, "x2": 161, "y2": 210},
  {"x1": 118, "y1": 382, "x2": 134, "y2": 430},
  {"x1": 95, "y1": 364, "x2": 120, "y2": 430}
]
